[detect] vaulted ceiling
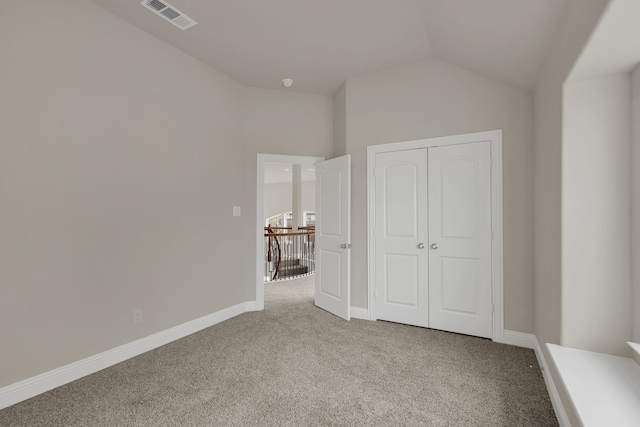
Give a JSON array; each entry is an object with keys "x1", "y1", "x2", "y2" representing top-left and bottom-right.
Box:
[{"x1": 88, "y1": 0, "x2": 569, "y2": 95}]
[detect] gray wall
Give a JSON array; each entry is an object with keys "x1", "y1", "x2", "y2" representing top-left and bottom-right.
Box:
[
  {"x1": 0, "y1": 0, "x2": 243, "y2": 387},
  {"x1": 633, "y1": 65, "x2": 640, "y2": 344},
  {"x1": 333, "y1": 84, "x2": 347, "y2": 157},
  {"x1": 533, "y1": 0, "x2": 612, "y2": 424},
  {"x1": 0, "y1": 1, "x2": 334, "y2": 388},
  {"x1": 563, "y1": 74, "x2": 632, "y2": 356},
  {"x1": 344, "y1": 59, "x2": 535, "y2": 333}
]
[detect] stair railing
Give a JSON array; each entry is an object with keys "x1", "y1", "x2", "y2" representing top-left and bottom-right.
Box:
[{"x1": 264, "y1": 227, "x2": 315, "y2": 281}]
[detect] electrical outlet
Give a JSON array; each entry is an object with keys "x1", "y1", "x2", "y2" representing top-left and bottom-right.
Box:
[{"x1": 133, "y1": 309, "x2": 143, "y2": 324}]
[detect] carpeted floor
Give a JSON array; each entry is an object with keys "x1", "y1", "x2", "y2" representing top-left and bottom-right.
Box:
[{"x1": 0, "y1": 276, "x2": 558, "y2": 426}]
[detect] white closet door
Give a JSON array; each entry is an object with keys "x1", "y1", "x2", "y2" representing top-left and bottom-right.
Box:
[
  {"x1": 427, "y1": 141, "x2": 493, "y2": 338},
  {"x1": 374, "y1": 149, "x2": 429, "y2": 327}
]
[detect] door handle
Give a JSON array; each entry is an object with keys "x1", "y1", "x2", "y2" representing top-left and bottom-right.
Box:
[
  {"x1": 340, "y1": 243, "x2": 347, "y2": 249},
  {"x1": 431, "y1": 243, "x2": 439, "y2": 249},
  {"x1": 418, "y1": 243, "x2": 425, "y2": 249}
]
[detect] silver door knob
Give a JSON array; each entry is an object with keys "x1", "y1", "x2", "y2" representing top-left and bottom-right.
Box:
[
  {"x1": 431, "y1": 243, "x2": 439, "y2": 249},
  {"x1": 340, "y1": 243, "x2": 347, "y2": 249},
  {"x1": 418, "y1": 243, "x2": 425, "y2": 249}
]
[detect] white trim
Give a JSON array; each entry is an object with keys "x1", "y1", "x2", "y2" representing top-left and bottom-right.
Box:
[
  {"x1": 256, "y1": 154, "x2": 325, "y2": 311},
  {"x1": 490, "y1": 134, "x2": 504, "y2": 343},
  {"x1": 534, "y1": 337, "x2": 571, "y2": 427},
  {"x1": 0, "y1": 301, "x2": 256, "y2": 410},
  {"x1": 366, "y1": 130, "x2": 505, "y2": 341},
  {"x1": 628, "y1": 341, "x2": 640, "y2": 359},
  {"x1": 350, "y1": 306, "x2": 370, "y2": 320},
  {"x1": 503, "y1": 330, "x2": 535, "y2": 349}
]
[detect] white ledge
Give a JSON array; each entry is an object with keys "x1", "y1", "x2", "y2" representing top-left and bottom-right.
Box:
[
  {"x1": 547, "y1": 344, "x2": 640, "y2": 427},
  {"x1": 628, "y1": 342, "x2": 640, "y2": 359}
]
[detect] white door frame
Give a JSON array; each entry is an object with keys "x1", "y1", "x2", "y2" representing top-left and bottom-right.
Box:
[
  {"x1": 366, "y1": 130, "x2": 505, "y2": 343},
  {"x1": 256, "y1": 153, "x2": 325, "y2": 310}
]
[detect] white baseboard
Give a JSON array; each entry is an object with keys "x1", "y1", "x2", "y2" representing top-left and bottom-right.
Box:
[
  {"x1": 0, "y1": 301, "x2": 255, "y2": 411},
  {"x1": 533, "y1": 337, "x2": 570, "y2": 427},
  {"x1": 503, "y1": 330, "x2": 536, "y2": 349},
  {"x1": 350, "y1": 306, "x2": 370, "y2": 320},
  {"x1": 244, "y1": 300, "x2": 258, "y2": 312}
]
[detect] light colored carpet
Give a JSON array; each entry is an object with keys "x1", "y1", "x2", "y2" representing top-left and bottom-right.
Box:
[{"x1": 0, "y1": 276, "x2": 558, "y2": 426}]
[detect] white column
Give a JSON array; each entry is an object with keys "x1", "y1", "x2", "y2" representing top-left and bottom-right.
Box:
[{"x1": 292, "y1": 164, "x2": 302, "y2": 231}]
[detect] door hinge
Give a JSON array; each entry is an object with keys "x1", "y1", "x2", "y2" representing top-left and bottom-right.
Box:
[{"x1": 492, "y1": 304, "x2": 495, "y2": 314}]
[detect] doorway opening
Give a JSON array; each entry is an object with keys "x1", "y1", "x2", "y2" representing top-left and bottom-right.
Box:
[
  {"x1": 263, "y1": 162, "x2": 316, "y2": 282},
  {"x1": 256, "y1": 154, "x2": 324, "y2": 310}
]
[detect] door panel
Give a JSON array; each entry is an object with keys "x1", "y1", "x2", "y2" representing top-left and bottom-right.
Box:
[
  {"x1": 441, "y1": 160, "x2": 476, "y2": 238},
  {"x1": 318, "y1": 169, "x2": 342, "y2": 236},
  {"x1": 440, "y1": 257, "x2": 477, "y2": 313},
  {"x1": 385, "y1": 254, "x2": 419, "y2": 306},
  {"x1": 428, "y1": 142, "x2": 492, "y2": 338},
  {"x1": 319, "y1": 249, "x2": 342, "y2": 299},
  {"x1": 374, "y1": 149, "x2": 429, "y2": 327},
  {"x1": 315, "y1": 155, "x2": 350, "y2": 320},
  {"x1": 385, "y1": 165, "x2": 419, "y2": 237}
]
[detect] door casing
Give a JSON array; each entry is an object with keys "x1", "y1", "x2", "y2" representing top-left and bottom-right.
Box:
[{"x1": 366, "y1": 130, "x2": 504, "y2": 343}]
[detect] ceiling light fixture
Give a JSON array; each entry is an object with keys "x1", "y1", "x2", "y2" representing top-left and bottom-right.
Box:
[{"x1": 282, "y1": 78, "x2": 294, "y2": 88}]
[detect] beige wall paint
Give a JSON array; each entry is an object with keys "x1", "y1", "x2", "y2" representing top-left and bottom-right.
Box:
[
  {"x1": 632, "y1": 65, "x2": 640, "y2": 343},
  {"x1": 0, "y1": 0, "x2": 248, "y2": 387},
  {"x1": 534, "y1": 0, "x2": 612, "y2": 353},
  {"x1": 562, "y1": 74, "x2": 632, "y2": 356},
  {"x1": 333, "y1": 84, "x2": 347, "y2": 157},
  {"x1": 0, "y1": 1, "x2": 334, "y2": 388},
  {"x1": 344, "y1": 59, "x2": 534, "y2": 333},
  {"x1": 244, "y1": 87, "x2": 334, "y2": 159}
]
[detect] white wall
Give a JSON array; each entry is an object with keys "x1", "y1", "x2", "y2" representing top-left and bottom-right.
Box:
[
  {"x1": 264, "y1": 182, "x2": 293, "y2": 222},
  {"x1": 344, "y1": 59, "x2": 534, "y2": 333},
  {"x1": 562, "y1": 74, "x2": 632, "y2": 356},
  {"x1": 263, "y1": 181, "x2": 315, "y2": 222},
  {"x1": 632, "y1": 65, "x2": 640, "y2": 343}
]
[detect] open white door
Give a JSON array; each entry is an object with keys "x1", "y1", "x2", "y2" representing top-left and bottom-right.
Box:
[{"x1": 315, "y1": 155, "x2": 351, "y2": 320}]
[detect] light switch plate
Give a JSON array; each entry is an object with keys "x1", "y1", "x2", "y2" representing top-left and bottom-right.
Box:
[{"x1": 233, "y1": 206, "x2": 241, "y2": 216}]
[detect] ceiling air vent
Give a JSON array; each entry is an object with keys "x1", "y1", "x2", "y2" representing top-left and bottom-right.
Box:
[{"x1": 141, "y1": 0, "x2": 197, "y2": 30}]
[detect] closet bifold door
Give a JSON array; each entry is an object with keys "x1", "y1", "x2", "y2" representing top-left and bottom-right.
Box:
[
  {"x1": 373, "y1": 149, "x2": 429, "y2": 328},
  {"x1": 427, "y1": 141, "x2": 493, "y2": 339}
]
